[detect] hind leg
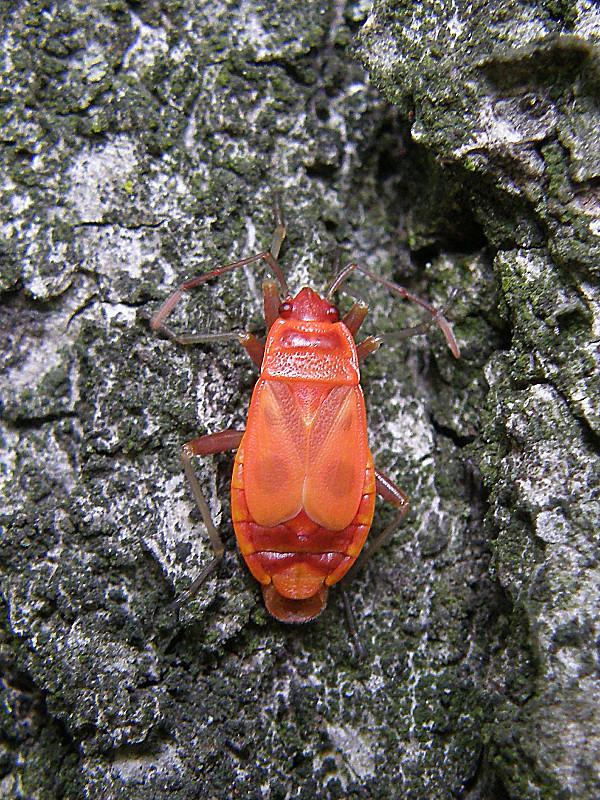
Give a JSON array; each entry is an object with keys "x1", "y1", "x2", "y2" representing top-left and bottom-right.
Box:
[
  {"x1": 176, "y1": 430, "x2": 245, "y2": 605},
  {"x1": 339, "y1": 469, "x2": 409, "y2": 659}
]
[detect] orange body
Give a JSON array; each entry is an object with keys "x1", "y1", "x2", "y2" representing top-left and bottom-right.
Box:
[{"x1": 230, "y1": 288, "x2": 376, "y2": 622}]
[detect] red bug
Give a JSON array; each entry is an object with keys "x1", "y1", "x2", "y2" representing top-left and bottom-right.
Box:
[{"x1": 151, "y1": 198, "x2": 459, "y2": 625}]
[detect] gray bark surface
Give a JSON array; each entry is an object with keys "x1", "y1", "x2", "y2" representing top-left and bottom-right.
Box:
[
  {"x1": 0, "y1": 1, "x2": 597, "y2": 799},
  {"x1": 360, "y1": 1, "x2": 600, "y2": 798}
]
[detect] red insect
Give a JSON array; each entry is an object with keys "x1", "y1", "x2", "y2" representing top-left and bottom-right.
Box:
[{"x1": 151, "y1": 198, "x2": 458, "y2": 625}]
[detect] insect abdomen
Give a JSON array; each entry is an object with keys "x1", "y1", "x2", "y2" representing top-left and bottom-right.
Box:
[{"x1": 231, "y1": 442, "x2": 376, "y2": 621}]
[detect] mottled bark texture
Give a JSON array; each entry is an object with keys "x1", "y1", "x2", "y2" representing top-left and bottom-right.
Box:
[
  {"x1": 359, "y1": 1, "x2": 600, "y2": 799},
  {"x1": 0, "y1": 0, "x2": 597, "y2": 799}
]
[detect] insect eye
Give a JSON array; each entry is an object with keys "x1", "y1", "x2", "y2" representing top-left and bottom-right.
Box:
[
  {"x1": 326, "y1": 305, "x2": 339, "y2": 322},
  {"x1": 279, "y1": 299, "x2": 293, "y2": 318}
]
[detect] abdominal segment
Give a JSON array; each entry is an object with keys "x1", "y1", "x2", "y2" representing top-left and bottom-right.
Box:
[{"x1": 240, "y1": 510, "x2": 370, "y2": 595}]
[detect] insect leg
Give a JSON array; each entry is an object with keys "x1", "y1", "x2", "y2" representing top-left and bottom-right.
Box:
[
  {"x1": 270, "y1": 191, "x2": 286, "y2": 261},
  {"x1": 150, "y1": 325, "x2": 265, "y2": 369},
  {"x1": 328, "y1": 261, "x2": 460, "y2": 358},
  {"x1": 160, "y1": 275, "x2": 280, "y2": 363},
  {"x1": 340, "y1": 300, "x2": 369, "y2": 337},
  {"x1": 263, "y1": 279, "x2": 282, "y2": 331},
  {"x1": 341, "y1": 474, "x2": 408, "y2": 595},
  {"x1": 150, "y1": 195, "x2": 289, "y2": 346},
  {"x1": 150, "y1": 238, "x2": 288, "y2": 342},
  {"x1": 356, "y1": 335, "x2": 382, "y2": 361},
  {"x1": 176, "y1": 430, "x2": 244, "y2": 605},
  {"x1": 338, "y1": 469, "x2": 408, "y2": 659},
  {"x1": 338, "y1": 469, "x2": 408, "y2": 593},
  {"x1": 357, "y1": 314, "x2": 454, "y2": 360},
  {"x1": 359, "y1": 468, "x2": 409, "y2": 569},
  {"x1": 341, "y1": 589, "x2": 365, "y2": 662},
  {"x1": 150, "y1": 252, "x2": 280, "y2": 335},
  {"x1": 239, "y1": 332, "x2": 265, "y2": 369}
]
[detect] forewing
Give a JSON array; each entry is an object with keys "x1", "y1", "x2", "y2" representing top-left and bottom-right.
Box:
[
  {"x1": 243, "y1": 380, "x2": 308, "y2": 527},
  {"x1": 304, "y1": 386, "x2": 368, "y2": 531}
]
